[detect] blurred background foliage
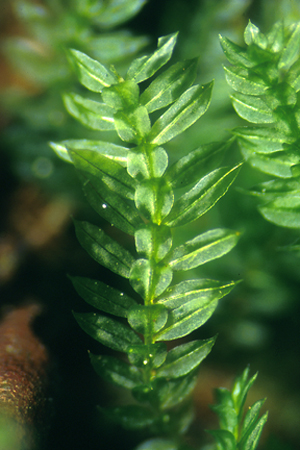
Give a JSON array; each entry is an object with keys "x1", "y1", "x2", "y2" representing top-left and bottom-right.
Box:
[{"x1": 0, "y1": 1, "x2": 300, "y2": 449}]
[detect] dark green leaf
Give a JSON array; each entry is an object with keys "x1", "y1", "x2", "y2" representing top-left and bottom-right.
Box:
[
  {"x1": 211, "y1": 388, "x2": 237, "y2": 434},
  {"x1": 73, "y1": 312, "x2": 141, "y2": 352},
  {"x1": 149, "y1": 82, "x2": 213, "y2": 145},
  {"x1": 74, "y1": 220, "x2": 134, "y2": 278},
  {"x1": 156, "y1": 338, "x2": 216, "y2": 378},
  {"x1": 208, "y1": 429, "x2": 236, "y2": 450},
  {"x1": 240, "y1": 399, "x2": 266, "y2": 440},
  {"x1": 90, "y1": 354, "x2": 142, "y2": 389},
  {"x1": 69, "y1": 149, "x2": 135, "y2": 200},
  {"x1": 126, "y1": 33, "x2": 178, "y2": 84},
  {"x1": 232, "y1": 368, "x2": 257, "y2": 414},
  {"x1": 49, "y1": 139, "x2": 129, "y2": 165},
  {"x1": 78, "y1": 171, "x2": 141, "y2": 235},
  {"x1": 63, "y1": 93, "x2": 115, "y2": 130},
  {"x1": 128, "y1": 304, "x2": 168, "y2": 334},
  {"x1": 153, "y1": 372, "x2": 197, "y2": 410},
  {"x1": 140, "y1": 59, "x2": 198, "y2": 113},
  {"x1": 166, "y1": 139, "x2": 234, "y2": 189},
  {"x1": 68, "y1": 49, "x2": 119, "y2": 93},
  {"x1": 168, "y1": 229, "x2": 240, "y2": 271},
  {"x1": 231, "y1": 92, "x2": 274, "y2": 124},
  {"x1": 70, "y1": 276, "x2": 137, "y2": 318},
  {"x1": 165, "y1": 165, "x2": 241, "y2": 228},
  {"x1": 100, "y1": 404, "x2": 155, "y2": 430},
  {"x1": 127, "y1": 343, "x2": 167, "y2": 368}
]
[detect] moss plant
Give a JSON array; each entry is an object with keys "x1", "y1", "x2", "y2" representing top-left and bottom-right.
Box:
[{"x1": 50, "y1": 28, "x2": 270, "y2": 450}]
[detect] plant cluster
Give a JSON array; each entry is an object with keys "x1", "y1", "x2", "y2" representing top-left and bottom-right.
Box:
[
  {"x1": 221, "y1": 20, "x2": 300, "y2": 234},
  {"x1": 51, "y1": 30, "x2": 268, "y2": 449}
]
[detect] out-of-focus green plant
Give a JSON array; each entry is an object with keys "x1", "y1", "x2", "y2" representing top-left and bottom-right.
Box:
[
  {"x1": 221, "y1": 20, "x2": 300, "y2": 236},
  {"x1": 1, "y1": 0, "x2": 148, "y2": 188},
  {"x1": 50, "y1": 27, "x2": 268, "y2": 449}
]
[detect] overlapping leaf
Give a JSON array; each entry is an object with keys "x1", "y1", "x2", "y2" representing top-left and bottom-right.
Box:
[{"x1": 90, "y1": 354, "x2": 142, "y2": 389}]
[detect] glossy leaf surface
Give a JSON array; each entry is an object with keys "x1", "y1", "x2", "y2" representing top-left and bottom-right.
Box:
[{"x1": 90, "y1": 354, "x2": 142, "y2": 389}]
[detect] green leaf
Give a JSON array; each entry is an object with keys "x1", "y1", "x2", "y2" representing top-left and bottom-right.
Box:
[
  {"x1": 166, "y1": 139, "x2": 234, "y2": 189},
  {"x1": 74, "y1": 220, "x2": 134, "y2": 278},
  {"x1": 128, "y1": 304, "x2": 168, "y2": 334},
  {"x1": 224, "y1": 65, "x2": 268, "y2": 95},
  {"x1": 259, "y1": 194, "x2": 300, "y2": 228},
  {"x1": 232, "y1": 368, "x2": 257, "y2": 415},
  {"x1": 69, "y1": 149, "x2": 135, "y2": 200},
  {"x1": 244, "y1": 21, "x2": 268, "y2": 49},
  {"x1": 49, "y1": 139, "x2": 129, "y2": 165},
  {"x1": 126, "y1": 33, "x2": 178, "y2": 84},
  {"x1": 240, "y1": 145, "x2": 300, "y2": 178},
  {"x1": 153, "y1": 372, "x2": 197, "y2": 410},
  {"x1": 232, "y1": 127, "x2": 288, "y2": 154},
  {"x1": 231, "y1": 92, "x2": 274, "y2": 124},
  {"x1": 135, "y1": 225, "x2": 172, "y2": 261},
  {"x1": 140, "y1": 59, "x2": 198, "y2": 113},
  {"x1": 165, "y1": 164, "x2": 241, "y2": 228},
  {"x1": 157, "y1": 279, "x2": 238, "y2": 310},
  {"x1": 208, "y1": 429, "x2": 236, "y2": 450},
  {"x1": 156, "y1": 338, "x2": 216, "y2": 378},
  {"x1": 279, "y1": 22, "x2": 300, "y2": 71},
  {"x1": 219, "y1": 35, "x2": 255, "y2": 68},
  {"x1": 127, "y1": 343, "x2": 167, "y2": 368},
  {"x1": 149, "y1": 82, "x2": 213, "y2": 145},
  {"x1": 239, "y1": 413, "x2": 268, "y2": 450},
  {"x1": 93, "y1": 0, "x2": 147, "y2": 28},
  {"x1": 128, "y1": 145, "x2": 169, "y2": 179},
  {"x1": 135, "y1": 179, "x2": 174, "y2": 222},
  {"x1": 129, "y1": 259, "x2": 173, "y2": 299},
  {"x1": 78, "y1": 171, "x2": 140, "y2": 234},
  {"x1": 168, "y1": 229, "x2": 240, "y2": 271},
  {"x1": 89, "y1": 354, "x2": 142, "y2": 389},
  {"x1": 100, "y1": 404, "x2": 155, "y2": 430},
  {"x1": 68, "y1": 49, "x2": 119, "y2": 93},
  {"x1": 70, "y1": 276, "x2": 137, "y2": 318},
  {"x1": 63, "y1": 93, "x2": 115, "y2": 130},
  {"x1": 240, "y1": 399, "x2": 266, "y2": 440},
  {"x1": 211, "y1": 388, "x2": 237, "y2": 434},
  {"x1": 73, "y1": 312, "x2": 141, "y2": 352},
  {"x1": 114, "y1": 105, "x2": 151, "y2": 143},
  {"x1": 155, "y1": 294, "x2": 218, "y2": 341}
]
